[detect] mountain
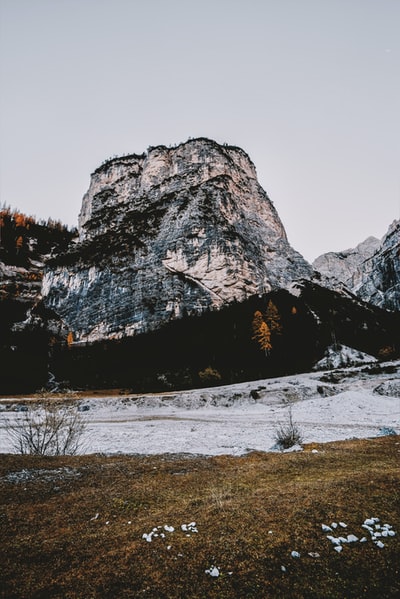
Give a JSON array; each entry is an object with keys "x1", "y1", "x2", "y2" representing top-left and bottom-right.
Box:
[
  {"x1": 42, "y1": 138, "x2": 314, "y2": 343},
  {"x1": 313, "y1": 220, "x2": 400, "y2": 312},
  {"x1": 1, "y1": 141, "x2": 398, "y2": 394}
]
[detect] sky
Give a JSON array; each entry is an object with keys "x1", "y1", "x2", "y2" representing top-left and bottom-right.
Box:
[{"x1": 0, "y1": 0, "x2": 399, "y2": 263}]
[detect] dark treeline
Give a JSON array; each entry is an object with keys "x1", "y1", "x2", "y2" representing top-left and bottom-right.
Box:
[
  {"x1": 0, "y1": 205, "x2": 76, "y2": 268},
  {"x1": 48, "y1": 285, "x2": 399, "y2": 393},
  {"x1": 1, "y1": 277, "x2": 398, "y2": 394}
]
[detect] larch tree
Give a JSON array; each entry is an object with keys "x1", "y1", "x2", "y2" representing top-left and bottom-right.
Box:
[
  {"x1": 264, "y1": 300, "x2": 282, "y2": 335},
  {"x1": 252, "y1": 310, "x2": 272, "y2": 355}
]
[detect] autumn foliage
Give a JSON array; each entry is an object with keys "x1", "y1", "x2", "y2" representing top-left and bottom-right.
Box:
[
  {"x1": 252, "y1": 301, "x2": 282, "y2": 354},
  {"x1": 252, "y1": 310, "x2": 272, "y2": 354},
  {"x1": 0, "y1": 204, "x2": 75, "y2": 267}
]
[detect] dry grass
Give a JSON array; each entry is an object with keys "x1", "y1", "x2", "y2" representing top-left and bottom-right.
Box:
[{"x1": 0, "y1": 436, "x2": 399, "y2": 598}]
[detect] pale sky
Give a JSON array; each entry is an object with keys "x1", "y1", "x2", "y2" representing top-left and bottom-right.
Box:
[{"x1": 0, "y1": 0, "x2": 399, "y2": 262}]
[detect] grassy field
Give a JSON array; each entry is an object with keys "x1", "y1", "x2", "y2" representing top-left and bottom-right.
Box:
[{"x1": 1, "y1": 436, "x2": 399, "y2": 598}]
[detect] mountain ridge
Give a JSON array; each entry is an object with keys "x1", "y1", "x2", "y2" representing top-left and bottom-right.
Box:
[{"x1": 313, "y1": 219, "x2": 399, "y2": 311}]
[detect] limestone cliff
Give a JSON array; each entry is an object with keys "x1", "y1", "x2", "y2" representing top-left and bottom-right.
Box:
[
  {"x1": 42, "y1": 138, "x2": 314, "y2": 343},
  {"x1": 313, "y1": 220, "x2": 400, "y2": 312}
]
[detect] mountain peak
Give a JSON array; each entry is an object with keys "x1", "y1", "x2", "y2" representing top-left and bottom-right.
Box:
[
  {"x1": 44, "y1": 139, "x2": 313, "y2": 343},
  {"x1": 313, "y1": 220, "x2": 399, "y2": 311}
]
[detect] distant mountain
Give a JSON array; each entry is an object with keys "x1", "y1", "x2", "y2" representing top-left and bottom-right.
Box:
[{"x1": 313, "y1": 220, "x2": 400, "y2": 312}]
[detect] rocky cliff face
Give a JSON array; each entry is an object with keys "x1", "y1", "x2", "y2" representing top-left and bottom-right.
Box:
[
  {"x1": 0, "y1": 211, "x2": 75, "y2": 392},
  {"x1": 0, "y1": 209, "x2": 74, "y2": 324},
  {"x1": 42, "y1": 138, "x2": 314, "y2": 343},
  {"x1": 313, "y1": 220, "x2": 400, "y2": 312}
]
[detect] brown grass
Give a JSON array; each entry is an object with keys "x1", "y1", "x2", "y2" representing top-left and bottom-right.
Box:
[{"x1": 1, "y1": 436, "x2": 399, "y2": 598}]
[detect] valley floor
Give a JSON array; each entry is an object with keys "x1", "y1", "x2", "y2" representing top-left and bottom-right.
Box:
[{"x1": 1, "y1": 361, "x2": 399, "y2": 455}]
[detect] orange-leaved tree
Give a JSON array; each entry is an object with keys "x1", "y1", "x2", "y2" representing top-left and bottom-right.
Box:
[
  {"x1": 252, "y1": 310, "x2": 272, "y2": 355},
  {"x1": 264, "y1": 300, "x2": 282, "y2": 335}
]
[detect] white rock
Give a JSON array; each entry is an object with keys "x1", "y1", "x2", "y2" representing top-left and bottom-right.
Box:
[
  {"x1": 347, "y1": 534, "x2": 359, "y2": 543},
  {"x1": 281, "y1": 566, "x2": 287, "y2": 572},
  {"x1": 334, "y1": 546, "x2": 343, "y2": 553},
  {"x1": 291, "y1": 551, "x2": 300, "y2": 558},
  {"x1": 375, "y1": 541, "x2": 385, "y2": 548},
  {"x1": 164, "y1": 525, "x2": 175, "y2": 532},
  {"x1": 339, "y1": 522, "x2": 347, "y2": 528},
  {"x1": 327, "y1": 536, "x2": 341, "y2": 545},
  {"x1": 331, "y1": 522, "x2": 338, "y2": 529},
  {"x1": 388, "y1": 530, "x2": 396, "y2": 537},
  {"x1": 322, "y1": 524, "x2": 332, "y2": 532},
  {"x1": 364, "y1": 518, "x2": 375, "y2": 526},
  {"x1": 360, "y1": 537, "x2": 367, "y2": 543},
  {"x1": 205, "y1": 566, "x2": 220, "y2": 577}
]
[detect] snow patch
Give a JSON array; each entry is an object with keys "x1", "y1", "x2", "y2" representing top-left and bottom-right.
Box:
[
  {"x1": 1, "y1": 360, "x2": 398, "y2": 456},
  {"x1": 313, "y1": 345, "x2": 377, "y2": 371}
]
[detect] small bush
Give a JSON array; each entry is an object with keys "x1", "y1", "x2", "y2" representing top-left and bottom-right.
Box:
[
  {"x1": 274, "y1": 408, "x2": 303, "y2": 450},
  {"x1": 378, "y1": 345, "x2": 396, "y2": 360},
  {"x1": 198, "y1": 366, "x2": 222, "y2": 384},
  {"x1": 6, "y1": 402, "x2": 86, "y2": 456}
]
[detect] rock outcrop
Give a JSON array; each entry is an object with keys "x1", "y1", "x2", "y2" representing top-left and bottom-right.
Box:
[
  {"x1": 42, "y1": 138, "x2": 314, "y2": 343},
  {"x1": 313, "y1": 220, "x2": 400, "y2": 312},
  {"x1": 313, "y1": 237, "x2": 380, "y2": 288},
  {"x1": 0, "y1": 209, "x2": 74, "y2": 328},
  {"x1": 0, "y1": 210, "x2": 75, "y2": 392}
]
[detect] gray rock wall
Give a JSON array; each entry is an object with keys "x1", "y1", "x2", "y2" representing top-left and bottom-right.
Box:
[
  {"x1": 313, "y1": 220, "x2": 399, "y2": 311},
  {"x1": 42, "y1": 138, "x2": 314, "y2": 343}
]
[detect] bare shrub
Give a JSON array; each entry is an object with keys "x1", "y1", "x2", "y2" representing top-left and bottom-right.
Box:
[
  {"x1": 274, "y1": 408, "x2": 303, "y2": 450},
  {"x1": 6, "y1": 403, "x2": 86, "y2": 456}
]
